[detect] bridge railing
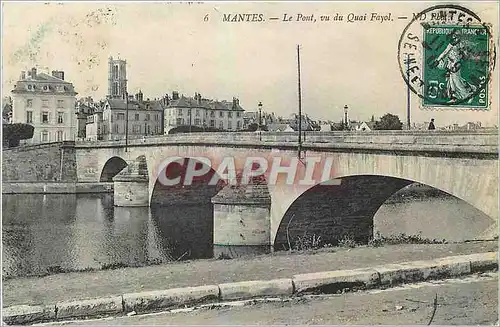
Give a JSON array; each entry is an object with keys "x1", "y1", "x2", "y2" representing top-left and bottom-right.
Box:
[{"x1": 74, "y1": 129, "x2": 499, "y2": 148}]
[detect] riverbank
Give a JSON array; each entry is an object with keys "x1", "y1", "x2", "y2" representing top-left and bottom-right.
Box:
[
  {"x1": 3, "y1": 241, "x2": 496, "y2": 307},
  {"x1": 1, "y1": 182, "x2": 113, "y2": 194}
]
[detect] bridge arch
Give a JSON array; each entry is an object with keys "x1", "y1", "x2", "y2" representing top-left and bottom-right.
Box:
[
  {"x1": 272, "y1": 173, "x2": 497, "y2": 250},
  {"x1": 100, "y1": 156, "x2": 128, "y2": 182},
  {"x1": 148, "y1": 157, "x2": 224, "y2": 260}
]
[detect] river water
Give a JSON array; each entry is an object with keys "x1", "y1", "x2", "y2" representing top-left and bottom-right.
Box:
[{"x1": 2, "y1": 191, "x2": 494, "y2": 279}]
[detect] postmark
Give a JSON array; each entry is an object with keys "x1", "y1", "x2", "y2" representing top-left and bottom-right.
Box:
[{"x1": 397, "y1": 5, "x2": 496, "y2": 109}]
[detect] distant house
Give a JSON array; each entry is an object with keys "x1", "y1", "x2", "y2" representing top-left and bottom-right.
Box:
[
  {"x1": 354, "y1": 121, "x2": 375, "y2": 131},
  {"x1": 164, "y1": 92, "x2": 245, "y2": 132},
  {"x1": 461, "y1": 122, "x2": 482, "y2": 130},
  {"x1": 320, "y1": 123, "x2": 332, "y2": 131},
  {"x1": 267, "y1": 123, "x2": 294, "y2": 132},
  {"x1": 86, "y1": 92, "x2": 164, "y2": 141}
]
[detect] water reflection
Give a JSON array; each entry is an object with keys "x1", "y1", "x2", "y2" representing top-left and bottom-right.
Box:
[
  {"x1": 2, "y1": 193, "x2": 214, "y2": 279},
  {"x1": 2, "y1": 189, "x2": 494, "y2": 279}
]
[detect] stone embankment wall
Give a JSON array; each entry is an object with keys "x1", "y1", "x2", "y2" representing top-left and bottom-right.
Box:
[{"x1": 2, "y1": 142, "x2": 77, "y2": 182}]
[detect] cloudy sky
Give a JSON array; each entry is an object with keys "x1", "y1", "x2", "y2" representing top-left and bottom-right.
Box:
[{"x1": 2, "y1": 1, "x2": 499, "y2": 126}]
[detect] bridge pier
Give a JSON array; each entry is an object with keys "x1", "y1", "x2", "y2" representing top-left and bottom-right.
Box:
[
  {"x1": 113, "y1": 155, "x2": 149, "y2": 207},
  {"x1": 212, "y1": 177, "x2": 272, "y2": 259}
]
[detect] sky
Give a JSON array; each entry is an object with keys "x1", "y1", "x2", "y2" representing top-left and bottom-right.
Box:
[{"x1": 2, "y1": 1, "x2": 499, "y2": 126}]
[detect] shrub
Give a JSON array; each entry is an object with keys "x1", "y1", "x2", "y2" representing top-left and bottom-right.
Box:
[
  {"x1": 168, "y1": 125, "x2": 225, "y2": 134},
  {"x1": 292, "y1": 233, "x2": 323, "y2": 251},
  {"x1": 338, "y1": 234, "x2": 357, "y2": 248},
  {"x1": 369, "y1": 231, "x2": 447, "y2": 246},
  {"x1": 2, "y1": 123, "x2": 34, "y2": 147}
]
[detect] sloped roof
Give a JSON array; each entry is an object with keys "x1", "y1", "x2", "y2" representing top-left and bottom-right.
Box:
[
  {"x1": 106, "y1": 99, "x2": 164, "y2": 111},
  {"x1": 166, "y1": 95, "x2": 245, "y2": 111},
  {"x1": 267, "y1": 123, "x2": 293, "y2": 132},
  {"x1": 12, "y1": 72, "x2": 77, "y2": 95},
  {"x1": 34, "y1": 72, "x2": 71, "y2": 84}
]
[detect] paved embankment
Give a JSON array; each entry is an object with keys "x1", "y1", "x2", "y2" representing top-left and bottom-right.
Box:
[
  {"x1": 2, "y1": 251, "x2": 497, "y2": 325},
  {"x1": 49, "y1": 275, "x2": 499, "y2": 325},
  {"x1": 3, "y1": 242, "x2": 497, "y2": 308}
]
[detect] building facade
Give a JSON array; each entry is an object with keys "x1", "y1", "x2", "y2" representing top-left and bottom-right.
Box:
[
  {"x1": 163, "y1": 92, "x2": 245, "y2": 132},
  {"x1": 11, "y1": 68, "x2": 78, "y2": 144},
  {"x1": 86, "y1": 91, "x2": 164, "y2": 141}
]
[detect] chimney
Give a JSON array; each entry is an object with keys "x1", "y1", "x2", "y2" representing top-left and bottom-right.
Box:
[
  {"x1": 52, "y1": 70, "x2": 65, "y2": 80},
  {"x1": 31, "y1": 67, "x2": 37, "y2": 79},
  {"x1": 20, "y1": 71, "x2": 26, "y2": 80},
  {"x1": 197, "y1": 93, "x2": 202, "y2": 105},
  {"x1": 172, "y1": 91, "x2": 179, "y2": 100},
  {"x1": 232, "y1": 97, "x2": 237, "y2": 110}
]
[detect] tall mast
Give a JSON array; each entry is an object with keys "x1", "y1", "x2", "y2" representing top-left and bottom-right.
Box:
[
  {"x1": 406, "y1": 54, "x2": 411, "y2": 130},
  {"x1": 297, "y1": 45, "x2": 302, "y2": 159}
]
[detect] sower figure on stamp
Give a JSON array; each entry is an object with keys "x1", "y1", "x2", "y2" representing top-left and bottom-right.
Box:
[
  {"x1": 435, "y1": 32, "x2": 477, "y2": 104},
  {"x1": 428, "y1": 118, "x2": 436, "y2": 130}
]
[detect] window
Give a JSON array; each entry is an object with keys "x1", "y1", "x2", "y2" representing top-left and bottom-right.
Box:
[
  {"x1": 228, "y1": 112, "x2": 233, "y2": 118},
  {"x1": 57, "y1": 112, "x2": 64, "y2": 124},
  {"x1": 228, "y1": 121, "x2": 232, "y2": 130},
  {"x1": 147, "y1": 125, "x2": 151, "y2": 134},
  {"x1": 113, "y1": 65, "x2": 118, "y2": 79},
  {"x1": 41, "y1": 131, "x2": 49, "y2": 142},
  {"x1": 177, "y1": 109, "x2": 183, "y2": 116},
  {"x1": 155, "y1": 114, "x2": 159, "y2": 121},
  {"x1": 210, "y1": 120, "x2": 215, "y2": 127},
  {"x1": 210, "y1": 111, "x2": 215, "y2": 118},
  {"x1": 135, "y1": 114, "x2": 139, "y2": 121},
  {"x1": 113, "y1": 124, "x2": 119, "y2": 133},
  {"x1": 42, "y1": 112, "x2": 49, "y2": 123},
  {"x1": 194, "y1": 118, "x2": 201, "y2": 125},
  {"x1": 28, "y1": 85, "x2": 32, "y2": 90},
  {"x1": 42, "y1": 99, "x2": 49, "y2": 107},
  {"x1": 117, "y1": 113, "x2": 125, "y2": 120},
  {"x1": 56, "y1": 130, "x2": 63, "y2": 142},
  {"x1": 196, "y1": 109, "x2": 200, "y2": 117},
  {"x1": 176, "y1": 118, "x2": 183, "y2": 125},
  {"x1": 113, "y1": 82, "x2": 118, "y2": 95},
  {"x1": 219, "y1": 121, "x2": 224, "y2": 129},
  {"x1": 26, "y1": 111, "x2": 33, "y2": 124},
  {"x1": 237, "y1": 121, "x2": 241, "y2": 130},
  {"x1": 187, "y1": 109, "x2": 191, "y2": 116},
  {"x1": 26, "y1": 99, "x2": 33, "y2": 108},
  {"x1": 146, "y1": 114, "x2": 150, "y2": 121},
  {"x1": 219, "y1": 111, "x2": 224, "y2": 118},
  {"x1": 237, "y1": 112, "x2": 241, "y2": 118},
  {"x1": 133, "y1": 125, "x2": 140, "y2": 133}
]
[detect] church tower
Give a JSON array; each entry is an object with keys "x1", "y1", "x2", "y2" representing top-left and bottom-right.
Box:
[{"x1": 107, "y1": 56, "x2": 128, "y2": 99}]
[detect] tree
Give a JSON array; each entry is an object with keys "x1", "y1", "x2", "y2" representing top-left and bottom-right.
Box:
[
  {"x1": 374, "y1": 113, "x2": 403, "y2": 130},
  {"x1": 2, "y1": 123, "x2": 35, "y2": 147},
  {"x1": 245, "y1": 123, "x2": 268, "y2": 132}
]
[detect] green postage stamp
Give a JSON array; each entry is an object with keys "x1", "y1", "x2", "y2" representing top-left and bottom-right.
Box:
[
  {"x1": 398, "y1": 5, "x2": 495, "y2": 110},
  {"x1": 422, "y1": 25, "x2": 490, "y2": 108}
]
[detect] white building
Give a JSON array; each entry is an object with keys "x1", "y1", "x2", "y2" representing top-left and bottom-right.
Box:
[
  {"x1": 164, "y1": 92, "x2": 245, "y2": 132},
  {"x1": 86, "y1": 92, "x2": 164, "y2": 141},
  {"x1": 11, "y1": 68, "x2": 78, "y2": 144}
]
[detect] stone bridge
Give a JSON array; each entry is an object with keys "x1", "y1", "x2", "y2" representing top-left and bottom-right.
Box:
[{"x1": 72, "y1": 130, "x2": 498, "y2": 256}]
